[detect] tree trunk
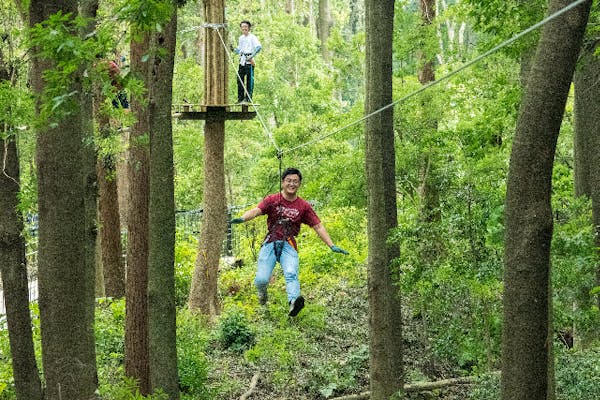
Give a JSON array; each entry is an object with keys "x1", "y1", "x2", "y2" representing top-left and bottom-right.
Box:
[
  {"x1": 349, "y1": 0, "x2": 362, "y2": 35},
  {"x1": 0, "y1": 29, "x2": 42, "y2": 400},
  {"x1": 148, "y1": 6, "x2": 179, "y2": 399},
  {"x1": 97, "y1": 124, "x2": 125, "y2": 298},
  {"x1": 501, "y1": 1, "x2": 591, "y2": 400},
  {"x1": 86, "y1": 1, "x2": 124, "y2": 300},
  {"x1": 317, "y1": 0, "x2": 332, "y2": 61},
  {"x1": 30, "y1": 1, "x2": 99, "y2": 398},
  {"x1": 188, "y1": 0, "x2": 228, "y2": 316},
  {"x1": 417, "y1": 0, "x2": 440, "y2": 226},
  {"x1": 0, "y1": 138, "x2": 43, "y2": 400},
  {"x1": 80, "y1": 0, "x2": 100, "y2": 329},
  {"x1": 125, "y1": 27, "x2": 151, "y2": 395},
  {"x1": 574, "y1": 41, "x2": 600, "y2": 313},
  {"x1": 573, "y1": 43, "x2": 599, "y2": 198},
  {"x1": 364, "y1": 1, "x2": 403, "y2": 399}
]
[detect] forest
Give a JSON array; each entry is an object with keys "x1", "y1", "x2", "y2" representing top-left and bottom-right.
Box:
[{"x1": 0, "y1": 0, "x2": 600, "y2": 399}]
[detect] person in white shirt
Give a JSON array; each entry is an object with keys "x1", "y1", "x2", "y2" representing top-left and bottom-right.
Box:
[{"x1": 234, "y1": 20, "x2": 262, "y2": 103}]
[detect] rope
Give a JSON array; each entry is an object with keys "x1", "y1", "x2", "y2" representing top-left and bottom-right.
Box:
[
  {"x1": 281, "y1": 0, "x2": 589, "y2": 154},
  {"x1": 205, "y1": 23, "x2": 283, "y2": 154}
]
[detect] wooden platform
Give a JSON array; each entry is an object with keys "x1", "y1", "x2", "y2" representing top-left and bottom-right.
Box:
[{"x1": 172, "y1": 103, "x2": 258, "y2": 121}]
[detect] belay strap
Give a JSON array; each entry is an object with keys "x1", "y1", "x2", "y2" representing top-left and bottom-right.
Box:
[{"x1": 274, "y1": 240, "x2": 285, "y2": 262}]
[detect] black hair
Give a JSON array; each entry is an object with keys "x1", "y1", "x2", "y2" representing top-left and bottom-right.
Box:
[
  {"x1": 281, "y1": 168, "x2": 302, "y2": 182},
  {"x1": 240, "y1": 20, "x2": 252, "y2": 28}
]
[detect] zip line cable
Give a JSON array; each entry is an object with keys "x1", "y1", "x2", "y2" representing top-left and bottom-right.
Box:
[
  {"x1": 204, "y1": 23, "x2": 283, "y2": 155},
  {"x1": 281, "y1": 0, "x2": 589, "y2": 155},
  {"x1": 195, "y1": 0, "x2": 586, "y2": 158}
]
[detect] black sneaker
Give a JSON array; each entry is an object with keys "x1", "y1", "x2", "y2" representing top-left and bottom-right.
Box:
[
  {"x1": 288, "y1": 296, "x2": 305, "y2": 317},
  {"x1": 258, "y1": 290, "x2": 268, "y2": 306}
]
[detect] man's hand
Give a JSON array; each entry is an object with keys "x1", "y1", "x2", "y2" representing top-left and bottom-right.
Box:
[
  {"x1": 330, "y1": 245, "x2": 349, "y2": 255},
  {"x1": 231, "y1": 217, "x2": 245, "y2": 224}
]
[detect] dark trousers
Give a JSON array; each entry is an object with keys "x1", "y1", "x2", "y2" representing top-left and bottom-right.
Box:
[{"x1": 237, "y1": 64, "x2": 254, "y2": 102}]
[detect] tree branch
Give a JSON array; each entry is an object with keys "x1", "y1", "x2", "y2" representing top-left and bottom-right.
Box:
[
  {"x1": 329, "y1": 373, "x2": 500, "y2": 400},
  {"x1": 239, "y1": 372, "x2": 260, "y2": 400}
]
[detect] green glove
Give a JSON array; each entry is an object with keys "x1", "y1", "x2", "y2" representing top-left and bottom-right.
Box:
[
  {"x1": 231, "y1": 217, "x2": 245, "y2": 224},
  {"x1": 330, "y1": 245, "x2": 349, "y2": 255}
]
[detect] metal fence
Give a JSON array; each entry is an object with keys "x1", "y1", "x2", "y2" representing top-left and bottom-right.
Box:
[{"x1": 1, "y1": 208, "x2": 244, "y2": 316}]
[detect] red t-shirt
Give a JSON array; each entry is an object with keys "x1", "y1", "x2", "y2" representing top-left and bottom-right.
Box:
[{"x1": 258, "y1": 193, "x2": 321, "y2": 246}]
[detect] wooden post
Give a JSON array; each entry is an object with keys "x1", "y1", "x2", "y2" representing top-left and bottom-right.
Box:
[
  {"x1": 189, "y1": 0, "x2": 229, "y2": 315},
  {"x1": 203, "y1": 0, "x2": 227, "y2": 106}
]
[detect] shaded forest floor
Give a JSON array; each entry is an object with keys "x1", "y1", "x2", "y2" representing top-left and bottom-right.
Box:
[{"x1": 197, "y1": 261, "x2": 480, "y2": 400}]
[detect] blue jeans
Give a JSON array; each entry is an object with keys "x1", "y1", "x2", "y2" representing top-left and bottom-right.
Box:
[{"x1": 255, "y1": 241, "x2": 300, "y2": 302}]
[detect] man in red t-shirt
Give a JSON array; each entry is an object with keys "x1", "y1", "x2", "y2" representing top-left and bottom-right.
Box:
[{"x1": 232, "y1": 168, "x2": 348, "y2": 316}]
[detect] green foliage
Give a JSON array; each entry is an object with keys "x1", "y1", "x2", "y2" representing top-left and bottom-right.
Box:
[
  {"x1": 0, "y1": 320, "x2": 16, "y2": 400},
  {"x1": 461, "y1": 0, "x2": 544, "y2": 58},
  {"x1": 174, "y1": 235, "x2": 197, "y2": 307},
  {"x1": 216, "y1": 307, "x2": 255, "y2": 353},
  {"x1": 309, "y1": 344, "x2": 369, "y2": 398},
  {"x1": 173, "y1": 124, "x2": 204, "y2": 210},
  {"x1": 172, "y1": 57, "x2": 203, "y2": 104},
  {"x1": 95, "y1": 298, "x2": 126, "y2": 369},
  {"x1": 95, "y1": 298, "x2": 126, "y2": 390},
  {"x1": 468, "y1": 372, "x2": 500, "y2": 400},
  {"x1": 0, "y1": 304, "x2": 41, "y2": 400},
  {"x1": 0, "y1": 82, "x2": 33, "y2": 140},
  {"x1": 29, "y1": 12, "x2": 97, "y2": 126},
  {"x1": 556, "y1": 347, "x2": 600, "y2": 399},
  {"x1": 245, "y1": 326, "x2": 304, "y2": 374},
  {"x1": 298, "y1": 207, "x2": 367, "y2": 280},
  {"x1": 468, "y1": 348, "x2": 600, "y2": 399},
  {"x1": 551, "y1": 177, "x2": 600, "y2": 342},
  {"x1": 176, "y1": 309, "x2": 213, "y2": 398},
  {"x1": 98, "y1": 376, "x2": 168, "y2": 400},
  {"x1": 115, "y1": 0, "x2": 175, "y2": 33}
]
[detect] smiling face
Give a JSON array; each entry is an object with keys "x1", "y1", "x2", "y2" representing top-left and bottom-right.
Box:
[
  {"x1": 281, "y1": 174, "x2": 301, "y2": 199},
  {"x1": 240, "y1": 22, "x2": 250, "y2": 35}
]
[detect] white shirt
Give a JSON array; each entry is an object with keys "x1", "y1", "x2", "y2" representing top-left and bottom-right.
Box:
[{"x1": 237, "y1": 33, "x2": 261, "y2": 65}]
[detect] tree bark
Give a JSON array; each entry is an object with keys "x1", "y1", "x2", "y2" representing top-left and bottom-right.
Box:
[
  {"x1": 364, "y1": 1, "x2": 403, "y2": 399},
  {"x1": 30, "y1": 1, "x2": 99, "y2": 398},
  {"x1": 148, "y1": 6, "x2": 179, "y2": 399},
  {"x1": 85, "y1": 1, "x2": 124, "y2": 300},
  {"x1": 574, "y1": 41, "x2": 600, "y2": 313},
  {"x1": 125, "y1": 27, "x2": 151, "y2": 395},
  {"x1": 317, "y1": 0, "x2": 332, "y2": 61},
  {"x1": 0, "y1": 139, "x2": 43, "y2": 400},
  {"x1": 0, "y1": 27, "x2": 42, "y2": 400},
  {"x1": 97, "y1": 124, "x2": 125, "y2": 298},
  {"x1": 188, "y1": 0, "x2": 228, "y2": 316},
  {"x1": 79, "y1": 2, "x2": 100, "y2": 341},
  {"x1": 573, "y1": 41, "x2": 600, "y2": 199},
  {"x1": 417, "y1": 0, "x2": 440, "y2": 226},
  {"x1": 501, "y1": 1, "x2": 592, "y2": 400}
]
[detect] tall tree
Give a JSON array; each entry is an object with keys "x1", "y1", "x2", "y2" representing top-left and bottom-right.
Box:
[
  {"x1": 501, "y1": 1, "x2": 592, "y2": 400},
  {"x1": 125, "y1": 26, "x2": 152, "y2": 394},
  {"x1": 574, "y1": 40, "x2": 600, "y2": 313},
  {"x1": 96, "y1": 116, "x2": 126, "y2": 298},
  {"x1": 416, "y1": 0, "x2": 441, "y2": 227},
  {"x1": 188, "y1": 0, "x2": 228, "y2": 316},
  {"x1": 364, "y1": 1, "x2": 403, "y2": 399},
  {"x1": 79, "y1": 0, "x2": 101, "y2": 352},
  {"x1": 83, "y1": 0, "x2": 125, "y2": 300},
  {"x1": 147, "y1": 4, "x2": 179, "y2": 398},
  {"x1": 0, "y1": 63, "x2": 43, "y2": 400},
  {"x1": 317, "y1": 0, "x2": 332, "y2": 61},
  {"x1": 29, "y1": 1, "x2": 99, "y2": 398}
]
